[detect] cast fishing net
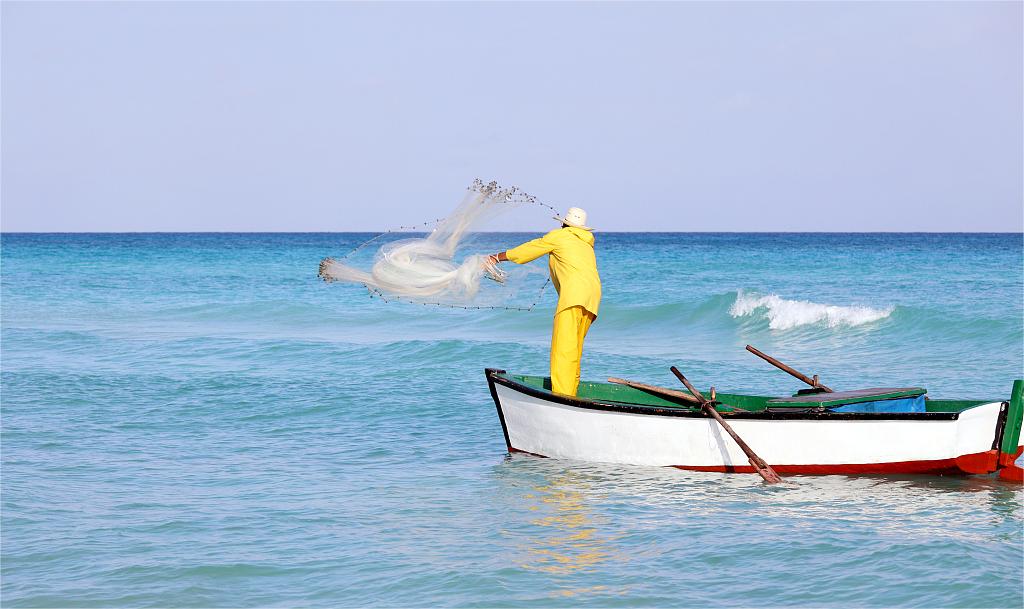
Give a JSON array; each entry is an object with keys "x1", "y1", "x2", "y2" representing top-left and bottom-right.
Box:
[{"x1": 318, "y1": 179, "x2": 556, "y2": 310}]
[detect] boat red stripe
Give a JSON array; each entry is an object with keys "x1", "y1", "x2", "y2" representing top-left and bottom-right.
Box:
[
  {"x1": 509, "y1": 447, "x2": 1014, "y2": 478},
  {"x1": 675, "y1": 450, "x2": 1000, "y2": 475}
]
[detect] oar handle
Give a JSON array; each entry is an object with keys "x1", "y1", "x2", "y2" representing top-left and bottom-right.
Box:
[
  {"x1": 669, "y1": 366, "x2": 708, "y2": 404},
  {"x1": 745, "y1": 345, "x2": 833, "y2": 392}
]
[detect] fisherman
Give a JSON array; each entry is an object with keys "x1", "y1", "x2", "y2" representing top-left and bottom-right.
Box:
[{"x1": 488, "y1": 207, "x2": 601, "y2": 396}]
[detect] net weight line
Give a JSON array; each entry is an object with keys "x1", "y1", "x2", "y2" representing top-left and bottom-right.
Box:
[
  {"x1": 334, "y1": 216, "x2": 445, "y2": 262},
  {"x1": 322, "y1": 179, "x2": 560, "y2": 312},
  {"x1": 364, "y1": 278, "x2": 552, "y2": 312}
]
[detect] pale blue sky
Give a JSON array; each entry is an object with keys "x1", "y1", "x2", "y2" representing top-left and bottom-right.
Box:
[{"x1": 2, "y1": 1, "x2": 1021, "y2": 232}]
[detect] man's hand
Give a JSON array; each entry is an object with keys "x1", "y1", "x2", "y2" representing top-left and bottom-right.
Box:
[{"x1": 482, "y1": 253, "x2": 508, "y2": 284}]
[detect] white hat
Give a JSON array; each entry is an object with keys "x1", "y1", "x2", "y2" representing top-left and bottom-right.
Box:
[{"x1": 553, "y1": 207, "x2": 592, "y2": 230}]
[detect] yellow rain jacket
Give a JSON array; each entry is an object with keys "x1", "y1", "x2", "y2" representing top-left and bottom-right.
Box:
[
  {"x1": 506, "y1": 226, "x2": 601, "y2": 396},
  {"x1": 505, "y1": 227, "x2": 602, "y2": 317}
]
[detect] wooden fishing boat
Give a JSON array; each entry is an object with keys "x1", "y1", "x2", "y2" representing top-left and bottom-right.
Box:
[{"x1": 485, "y1": 368, "x2": 1024, "y2": 480}]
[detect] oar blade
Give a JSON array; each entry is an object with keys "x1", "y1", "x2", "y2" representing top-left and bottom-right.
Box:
[{"x1": 748, "y1": 457, "x2": 783, "y2": 484}]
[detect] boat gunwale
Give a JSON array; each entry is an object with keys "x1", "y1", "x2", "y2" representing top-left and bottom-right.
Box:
[{"x1": 486, "y1": 368, "x2": 970, "y2": 422}]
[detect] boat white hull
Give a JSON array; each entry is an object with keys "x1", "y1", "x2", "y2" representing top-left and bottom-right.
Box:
[{"x1": 488, "y1": 372, "x2": 1010, "y2": 476}]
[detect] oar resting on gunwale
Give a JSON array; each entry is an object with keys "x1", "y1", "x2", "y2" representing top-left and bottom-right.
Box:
[
  {"x1": 607, "y1": 377, "x2": 747, "y2": 411},
  {"x1": 746, "y1": 344, "x2": 833, "y2": 392}
]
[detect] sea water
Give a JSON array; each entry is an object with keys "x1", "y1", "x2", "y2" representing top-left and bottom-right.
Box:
[{"x1": 2, "y1": 232, "x2": 1022, "y2": 607}]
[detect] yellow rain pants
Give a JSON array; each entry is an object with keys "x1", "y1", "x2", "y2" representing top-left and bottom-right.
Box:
[
  {"x1": 550, "y1": 305, "x2": 596, "y2": 396},
  {"x1": 505, "y1": 227, "x2": 602, "y2": 396}
]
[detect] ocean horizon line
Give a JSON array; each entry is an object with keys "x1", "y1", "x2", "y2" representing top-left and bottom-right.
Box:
[{"x1": 2, "y1": 230, "x2": 1023, "y2": 235}]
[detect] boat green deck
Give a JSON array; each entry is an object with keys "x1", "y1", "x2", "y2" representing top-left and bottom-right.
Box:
[{"x1": 502, "y1": 373, "x2": 992, "y2": 414}]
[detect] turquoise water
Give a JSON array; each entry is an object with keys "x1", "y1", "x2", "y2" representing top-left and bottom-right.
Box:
[{"x1": 2, "y1": 232, "x2": 1022, "y2": 607}]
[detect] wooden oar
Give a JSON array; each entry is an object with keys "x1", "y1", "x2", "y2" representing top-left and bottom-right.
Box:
[
  {"x1": 608, "y1": 378, "x2": 749, "y2": 411},
  {"x1": 669, "y1": 366, "x2": 783, "y2": 484},
  {"x1": 745, "y1": 345, "x2": 834, "y2": 392},
  {"x1": 608, "y1": 377, "x2": 701, "y2": 404}
]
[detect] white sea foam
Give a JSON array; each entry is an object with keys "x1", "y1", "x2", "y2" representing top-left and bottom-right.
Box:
[{"x1": 729, "y1": 290, "x2": 894, "y2": 330}]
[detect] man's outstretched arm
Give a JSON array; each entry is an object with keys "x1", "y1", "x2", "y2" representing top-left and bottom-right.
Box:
[{"x1": 492, "y1": 235, "x2": 556, "y2": 265}]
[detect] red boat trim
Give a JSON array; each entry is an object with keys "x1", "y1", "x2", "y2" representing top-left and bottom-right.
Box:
[
  {"x1": 670, "y1": 450, "x2": 1000, "y2": 475},
  {"x1": 999, "y1": 446, "x2": 1024, "y2": 468},
  {"x1": 998, "y1": 464, "x2": 1024, "y2": 483},
  {"x1": 506, "y1": 447, "x2": 1004, "y2": 476},
  {"x1": 996, "y1": 438, "x2": 1023, "y2": 487},
  {"x1": 509, "y1": 447, "x2": 547, "y2": 459}
]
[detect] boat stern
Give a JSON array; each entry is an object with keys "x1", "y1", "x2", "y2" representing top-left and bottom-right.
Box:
[{"x1": 996, "y1": 380, "x2": 1024, "y2": 482}]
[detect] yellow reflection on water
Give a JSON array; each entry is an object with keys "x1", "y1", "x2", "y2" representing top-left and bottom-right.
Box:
[
  {"x1": 552, "y1": 585, "x2": 609, "y2": 598},
  {"x1": 518, "y1": 473, "x2": 620, "y2": 576}
]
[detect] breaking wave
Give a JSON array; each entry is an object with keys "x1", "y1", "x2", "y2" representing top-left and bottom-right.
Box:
[{"x1": 729, "y1": 290, "x2": 894, "y2": 330}]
